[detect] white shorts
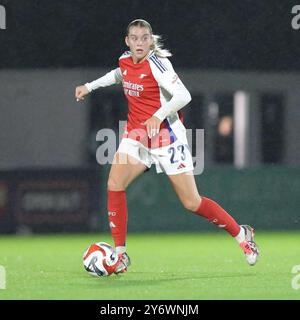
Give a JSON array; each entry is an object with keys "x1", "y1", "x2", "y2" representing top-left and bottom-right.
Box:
[{"x1": 117, "y1": 120, "x2": 194, "y2": 175}]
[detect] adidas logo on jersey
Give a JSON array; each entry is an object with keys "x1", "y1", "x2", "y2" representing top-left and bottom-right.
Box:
[
  {"x1": 177, "y1": 163, "x2": 186, "y2": 170},
  {"x1": 123, "y1": 69, "x2": 127, "y2": 76}
]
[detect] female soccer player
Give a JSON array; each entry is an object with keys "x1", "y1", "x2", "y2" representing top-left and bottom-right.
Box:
[{"x1": 75, "y1": 19, "x2": 259, "y2": 274}]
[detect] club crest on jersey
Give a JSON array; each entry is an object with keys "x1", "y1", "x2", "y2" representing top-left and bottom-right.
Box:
[{"x1": 139, "y1": 73, "x2": 147, "y2": 79}]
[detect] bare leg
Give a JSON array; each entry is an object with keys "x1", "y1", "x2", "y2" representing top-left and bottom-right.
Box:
[
  {"x1": 168, "y1": 171, "x2": 241, "y2": 237},
  {"x1": 167, "y1": 171, "x2": 202, "y2": 211},
  {"x1": 107, "y1": 152, "x2": 147, "y2": 191}
]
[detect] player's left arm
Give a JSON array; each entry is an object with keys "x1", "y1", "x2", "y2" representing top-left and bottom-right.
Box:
[{"x1": 144, "y1": 58, "x2": 191, "y2": 137}]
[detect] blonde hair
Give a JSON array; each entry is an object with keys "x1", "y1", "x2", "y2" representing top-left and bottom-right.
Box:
[{"x1": 126, "y1": 19, "x2": 172, "y2": 58}]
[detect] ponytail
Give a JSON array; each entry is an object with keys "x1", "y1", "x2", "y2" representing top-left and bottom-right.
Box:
[{"x1": 151, "y1": 34, "x2": 172, "y2": 58}]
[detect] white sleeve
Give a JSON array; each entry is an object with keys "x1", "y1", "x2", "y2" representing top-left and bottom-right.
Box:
[
  {"x1": 85, "y1": 68, "x2": 122, "y2": 92},
  {"x1": 149, "y1": 57, "x2": 192, "y2": 121}
]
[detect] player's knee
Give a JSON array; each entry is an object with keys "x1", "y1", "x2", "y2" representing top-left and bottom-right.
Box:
[
  {"x1": 107, "y1": 177, "x2": 126, "y2": 191},
  {"x1": 182, "y1": 198, "x2": 200, "y2": 212}
]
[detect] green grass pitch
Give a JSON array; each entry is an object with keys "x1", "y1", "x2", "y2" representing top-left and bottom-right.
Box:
[{"x1": 0, "y1": 231, "x2": 299, "y2": 300}]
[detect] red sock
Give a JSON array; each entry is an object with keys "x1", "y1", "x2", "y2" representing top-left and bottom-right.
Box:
[
  {"x1": 107, "y1": 190, "x2": 127, "y2": 247},
  {"x1": 195, "y1": 197, "x2": 240, "y2": 237}
]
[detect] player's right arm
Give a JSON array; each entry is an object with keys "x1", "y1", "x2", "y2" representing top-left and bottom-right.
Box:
[{"x1": 75, "y1": 68, "x2": 123, "y2": 101}]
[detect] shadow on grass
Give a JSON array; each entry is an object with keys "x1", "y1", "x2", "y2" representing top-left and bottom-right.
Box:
[{"x1": 78, "y1": 272, "x2": 257, "y2": 289}]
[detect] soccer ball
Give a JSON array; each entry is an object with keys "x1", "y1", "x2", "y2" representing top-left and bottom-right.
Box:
[{"x1": 83, "y1": 242, "x2": 118, "y2": 277}]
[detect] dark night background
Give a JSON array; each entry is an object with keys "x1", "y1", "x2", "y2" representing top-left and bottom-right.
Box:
[{"x1": 0, "y1": 0, "x2": 299, "y2": 71}]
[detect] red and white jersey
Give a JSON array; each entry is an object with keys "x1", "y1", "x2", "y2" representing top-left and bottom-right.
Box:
[{"x1": 85, "y1": 50, "x2": 191, "y2": 148}]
